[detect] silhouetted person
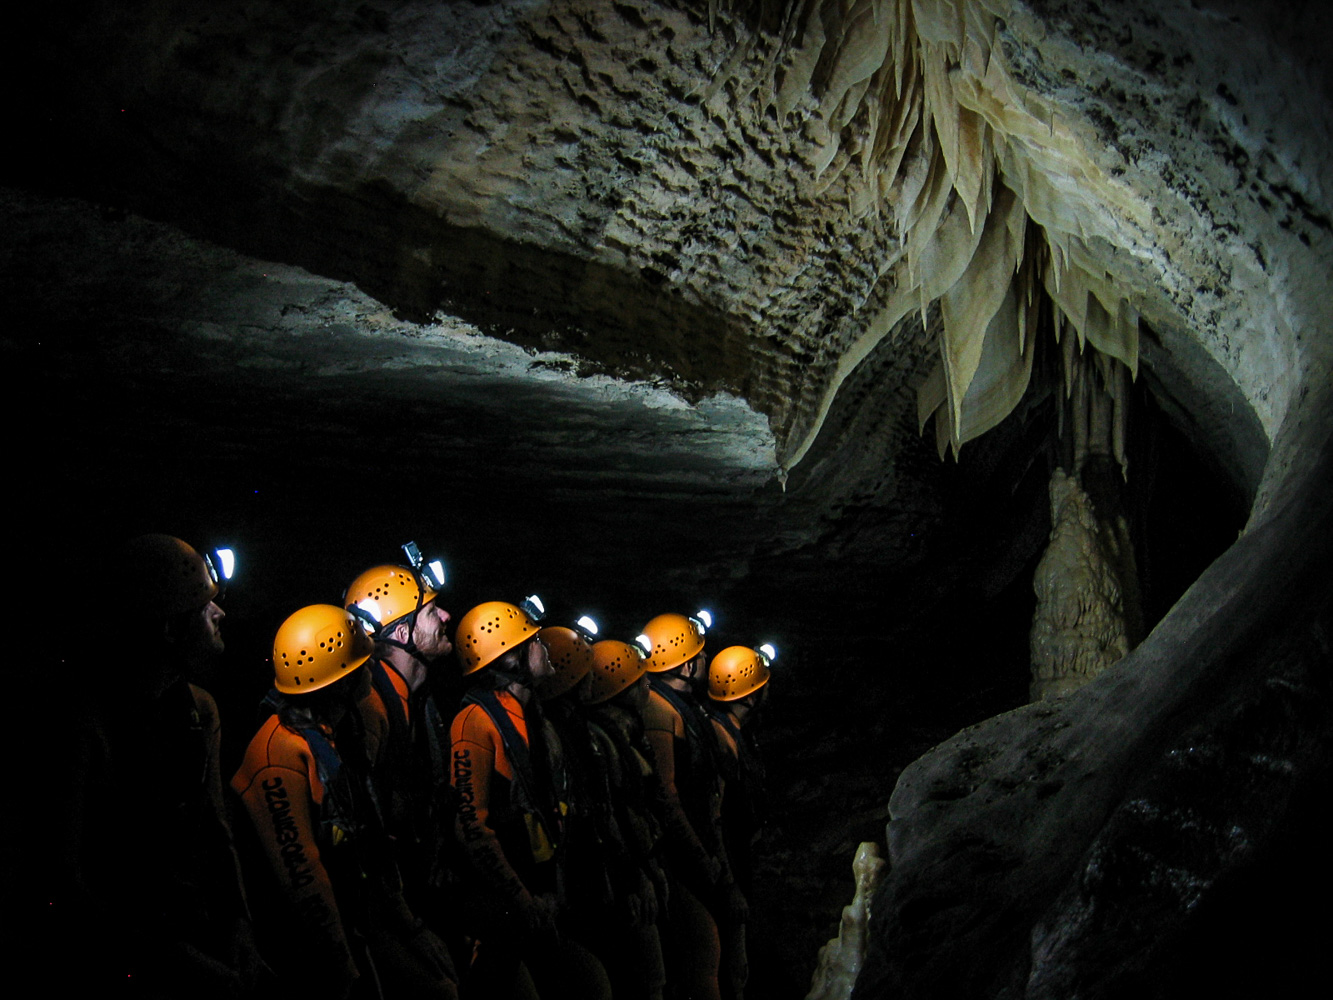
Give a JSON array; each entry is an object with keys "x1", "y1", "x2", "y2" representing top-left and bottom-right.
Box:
[
  {"x1": 707, "y1": 644, "x2": 775, "y2": 1000},
  {"x1": 51, "y1": 533, "x2": 262, "y2": 997}
]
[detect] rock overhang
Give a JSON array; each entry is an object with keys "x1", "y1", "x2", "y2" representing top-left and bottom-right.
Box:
[{"x1": 4, "y1": 0, "x2": 1328, "y2": 640}]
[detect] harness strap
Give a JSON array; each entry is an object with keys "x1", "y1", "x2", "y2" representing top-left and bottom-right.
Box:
[
  {"x1": 370, "y1": 662, "x2": 411, "y2": 755},
  {"x1": 651, "y1": 678, "x2": 726, "y2": 783},
  {"x1": 462, "y1": 690, "x2": 559, "y2": 850}
]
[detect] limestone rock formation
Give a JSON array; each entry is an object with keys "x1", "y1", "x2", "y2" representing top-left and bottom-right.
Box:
[
  {"x1": 806, "y1": 842, "x2": 888, "y2": 1000},
  {"x1": 1029, "y1": 468, "x2": 1131, "y2": 700}
]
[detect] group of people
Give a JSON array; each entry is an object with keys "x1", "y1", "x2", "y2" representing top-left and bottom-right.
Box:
[{"x1": 52, "y1": 534, "x2": 773, "y2": 1000}]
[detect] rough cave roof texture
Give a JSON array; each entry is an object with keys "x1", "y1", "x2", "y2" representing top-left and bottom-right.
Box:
[{"x1": 5, "y1": 1, "x2": 1331, "y2": 998}]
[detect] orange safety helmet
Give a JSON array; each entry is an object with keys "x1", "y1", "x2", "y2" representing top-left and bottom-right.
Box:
[
  {"x1": 273, "y1": 604, "x2": 375, "y2": 695},
  {"x1": 344, "y1": 565, "x2": 437, "y2": 633},
  {"x1": 123, "y1": 533, "x2": 218, "y2": 617},
  {"x1": 456, "y1": 600, "x2": 542, "y2": 676},
  {"x1": 708, "y1": 645, "x2": 774, "y2": 702},
  {"x1": 587, "y1": 640, "x2": 650, "y2": 705},
  {"x1": 537, "y1": 625, "x2": 596, "y2": 699},
  {"x1": 640, "y1": 610, "x2": 711, "y2": 672}
]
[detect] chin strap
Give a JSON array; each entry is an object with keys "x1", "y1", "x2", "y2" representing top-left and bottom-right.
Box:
[{"x1": 377, "y1": 626, "x2": 421, "y2": 660}]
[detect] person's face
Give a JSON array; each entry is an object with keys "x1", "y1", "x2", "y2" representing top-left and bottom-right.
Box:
[
  {"x1": 410, "y1": 601, "x2": 453, "y2": 660},
  {"x1": 177, "y1": 600, "x2": 225, "y2": 659},
  {"x1": 527, "y1": 634, "x2": 553, "y2": 683}
]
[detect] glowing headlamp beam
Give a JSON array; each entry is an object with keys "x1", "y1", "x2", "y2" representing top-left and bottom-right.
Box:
[
  {"x1": 426, "y1": 559, "x2": 446, "y2": 589},
  {"x1": 214, "y1": 548, "x2": 235, "y2": 581}
]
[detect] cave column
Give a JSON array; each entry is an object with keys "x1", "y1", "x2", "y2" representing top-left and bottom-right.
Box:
[{"x1": 1029, "y1": 348, "x2": 1143, "y2": 700}]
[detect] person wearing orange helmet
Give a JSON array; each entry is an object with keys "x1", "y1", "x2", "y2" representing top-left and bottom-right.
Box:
[
  {"x1": 585, "y1": 638, "x2": 669, "y2": 1000},
  {"x1": 343, "y1": 544, "x2": 455, "y2": 909},
  {"x1": 534, "y1": 617, "x2": 605, "y2": 917},
  {"x1": 706, "y1": 644, "x2": 773, "y2": 887},
  {"x1": 706, "y1": 644, "x2": 776, "y2": 1000},
  {"x1": 232, "y1": 604, "x2": 457, "y2": 1000},
  {"x1": 51, "y1": 533, "x2": 262, "y2": 996},
  {"x1": 639, "y1": 609, "x2": 739, "y2": 1000},
  {"x1": 449, "y1": 598, "x2": 610, "y2": 999},
  {"x1": 539, "y1": 618, "x2": 658, "y2": 995}
]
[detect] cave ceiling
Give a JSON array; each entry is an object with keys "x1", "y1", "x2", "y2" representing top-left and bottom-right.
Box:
[{"x1": 4, "y1": 0, "x2": 1330, "y2": 642}]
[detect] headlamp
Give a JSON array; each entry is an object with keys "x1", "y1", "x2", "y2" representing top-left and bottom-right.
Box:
[
  {"x1": 757, "y1": 643, "x2": 778, "y2": 665},
  {"x1": 574, "y1": 615, "x2": 599, "y2": 639},
  {"x1": 424, "y1": 559, "x2": 446, "y2": 590},
  {"x1": 632, "y1": 634, "x2": 653, "y2": 658},
  {"x1": 520, "y1": 594, "x2": 547, "y2": 622},
  {"x1": 401, "y1": 540, "x2": 447, "y2": 591},
  {"x1": 690, "y1": 609, "x2": 713, "y2": 633},
  {"x1": 213, "y1": 548, "x2": 236, "y2": 581},
  {"x1": 203, "y1": 547, "x2": 236, "y2": 600}
]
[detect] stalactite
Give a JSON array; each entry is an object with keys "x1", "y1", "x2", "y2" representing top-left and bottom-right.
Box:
[{"x1": 770, "y1": 0, "x2": 1148, "y2": 475}]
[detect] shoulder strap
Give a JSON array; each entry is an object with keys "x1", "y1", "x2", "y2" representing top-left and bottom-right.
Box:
[
  {"x1": 709, "y1": 707, "x2": 743, "y2": 746},
  {"x1": 651, "y1": 678, "x2": 724, "y2": 774},
  {"x1": 418, "y1": 692, "x2": 448, "y2": 777},
  {"x1": 462, "y1": 690, "x2": 555, "y2": 821},
  {"x1": 288, "y1": 720, "x2": 346, "y2": 803},
  {"x1": 371, "y1": 661, "x2": 411, "y2": 753}
]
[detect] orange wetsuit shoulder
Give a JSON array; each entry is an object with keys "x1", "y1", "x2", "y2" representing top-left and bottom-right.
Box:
[
  {"x1": 450, "y1": 691, "x2": 533, "y2": 909},
  {"x1": 231, "y1": 714, "x2": 357, "y2": 987},
  {"x1": 644, "y1": 687, "x2": 715, "y2": 881}
]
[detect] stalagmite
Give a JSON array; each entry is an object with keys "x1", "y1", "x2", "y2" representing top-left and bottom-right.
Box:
[
  {"x1": 1029, "y1": 469, "x2": 1131, "y2": 700},
  {"x1": 805, "y1": 842, "x2": 888, "y2": 1000}
]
